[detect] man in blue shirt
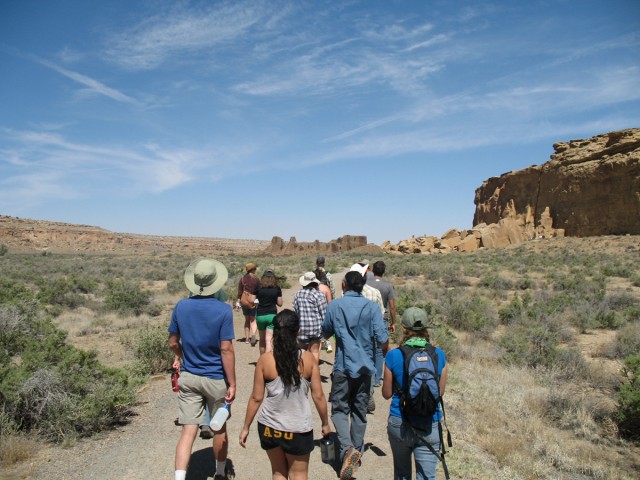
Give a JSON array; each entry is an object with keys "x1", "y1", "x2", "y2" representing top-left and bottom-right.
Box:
[
  {"x1": 169, "y1": 258, "x2": 236, "y2": 480},
  {"x1": 322, "y1": 271, "x2": 389, "y2": 480}
]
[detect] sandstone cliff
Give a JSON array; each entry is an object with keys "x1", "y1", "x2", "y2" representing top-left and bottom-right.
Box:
[
  {"x1": 474, "y1": 128, "x2": 640, "y2": 237},
  {"x1": 383, "y1": 128, "x2": 639, "y2": 254}
]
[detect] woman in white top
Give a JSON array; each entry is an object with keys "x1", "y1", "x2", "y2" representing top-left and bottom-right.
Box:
[{"x1": 239, "y1": 309, "x2": 332, "y2": 480}]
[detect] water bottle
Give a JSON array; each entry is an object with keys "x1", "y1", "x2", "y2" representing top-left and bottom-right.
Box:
[
  {"x1": 320, "y1": 433, "x2": 336, "y2": 464},
  {"x1": 209, "y1": 403, "x2": 230, "y2": 431},
  {"x1": 171, "y1": 368, "x2": 180, "y2": 392}
]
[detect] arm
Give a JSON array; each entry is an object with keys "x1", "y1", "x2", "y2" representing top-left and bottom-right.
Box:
[
  {"x1": 372, "y1": 305, "x2": 389, "y2": 355},
  {"x1": 308, "y1": 352, "x2": 331, "y2": 436},
  {"x1": 388, "y1": 298, "x2": 397, "y2": 334},
  {"x1": 239, "y1": 357, "x2": 266, "y2": 447},
  {"x1": 439, "y1": 363, "x2": 449, "y2": 397},
  {"x1": 381, "y1": 363, "x2": 394, "y2": 400},
  {"x1": 321, "y1": 306, "x2": 334, "y2": 339},
  {"x1": 277, "y1": 296, "x2": 283, "y2": 308},
  {"x1": 168, "y1": 333, "x2": 182, "y2": 370},
  {"x1": 220, "y1": 339, "x2": 236, "y2": 403}
]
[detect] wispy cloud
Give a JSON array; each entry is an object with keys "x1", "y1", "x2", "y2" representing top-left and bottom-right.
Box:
[
  {"x1": 105, "y1": 1, "x2": 279, "y2": 70},
  {"x1": 1, "y1": 45, "x2": 140, "y2": 105}
]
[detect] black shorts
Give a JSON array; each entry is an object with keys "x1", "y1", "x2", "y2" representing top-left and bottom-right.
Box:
[{"x1": 257, "y1": 422, "x2": 314, "y2": 456}]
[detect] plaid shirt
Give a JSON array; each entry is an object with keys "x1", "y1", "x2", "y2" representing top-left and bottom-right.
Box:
[
  {"x1": 293, "y1": 288, "x2": 328, "y2": 341},
  {"x1": 362, "y1": 284, "x2": 385, "y2": 314}
]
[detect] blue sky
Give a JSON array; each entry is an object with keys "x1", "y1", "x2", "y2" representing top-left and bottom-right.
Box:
[{"x1": 1, "y1": 0, "x2": 638, "y2": 244}]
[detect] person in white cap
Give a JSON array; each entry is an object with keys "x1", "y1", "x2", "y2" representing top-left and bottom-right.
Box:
[
  {"x1": 349, "y1": 261, "x2": 385, "y2": 413},
  {"x1": 169, "y1": 258, "x2": 236, "y2": 480}
]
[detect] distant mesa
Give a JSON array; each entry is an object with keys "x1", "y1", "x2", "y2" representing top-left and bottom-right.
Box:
[
  {"x1": 264, "y1": 235, "x2": 382, "y2": 256},
  {"x1": 383, "y1": 128, "x2": 640, "y2": 254}
]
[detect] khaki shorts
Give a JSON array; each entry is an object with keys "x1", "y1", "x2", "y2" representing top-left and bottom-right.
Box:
[{"x1": 178, "y1": 371, "x2": 228, "y2": 425}]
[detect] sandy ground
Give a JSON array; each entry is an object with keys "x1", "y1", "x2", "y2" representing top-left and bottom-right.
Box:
[{"x1": 3, "y1": 270, "x2": 432, "y2": 480}]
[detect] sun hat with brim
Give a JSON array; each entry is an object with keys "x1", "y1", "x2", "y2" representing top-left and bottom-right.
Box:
[
  {"x1": 184, "y1": 258, "x2": 228, "y2": 296},
  {"x1": 245, "y1": 262, "x2": 258, "y2": 272},
  {"x1": 299, "y1": 271, "x2": 321, "y2": 287},
  {"x1": 401, "y1": 307, "x2": 430, "y2": 331}
]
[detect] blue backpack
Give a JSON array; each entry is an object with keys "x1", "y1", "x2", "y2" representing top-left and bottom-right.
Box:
[
  {"x1": 395, "y1": 344, "x2": 441, "y2": 424},
  {"x1": 394, "y1": 343, "x2": 452, "y2": 479}
]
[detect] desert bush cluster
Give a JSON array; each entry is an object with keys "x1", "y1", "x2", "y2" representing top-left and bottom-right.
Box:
[{"x1": 1, "y1": 237, "x2": 639, "y2": 478}]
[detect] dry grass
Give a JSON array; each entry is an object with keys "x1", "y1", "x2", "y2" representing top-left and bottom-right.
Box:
[
  {"x1": 448, "y1": 353, "x2": 639, "y2": 479},
  {"x1": 0, "y1": 434, "x2": 38, "y2": 467}
]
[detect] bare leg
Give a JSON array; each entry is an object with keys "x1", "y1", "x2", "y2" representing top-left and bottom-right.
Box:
[
  {"x1": 244, "y1": 315, "x2": 252, "y2": 342},
  {"x1": 259, "y1": 329, "x2": 267, "y2": 355},
  {"x1": 264, "y1": 328, "x2": 274, "y2": 354},
  {"x1": 266, "y1": 446, "x2": 289, "y2": 480},
  {"x1": 212, "y1": 424, "x2": 228, "y2": 461},
  {"x1": 175, "y1": 424, "x2": 198, "y2": 470},
  {"x1": 285, "y1": 452, "x2": 310, "y2": 480}
]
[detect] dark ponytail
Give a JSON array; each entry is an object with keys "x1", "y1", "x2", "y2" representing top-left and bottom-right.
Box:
[{"x1": 273, "y1": 309, "x2": 301, "y2": 391}]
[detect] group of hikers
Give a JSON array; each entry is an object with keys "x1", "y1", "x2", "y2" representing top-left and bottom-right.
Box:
[{"x1": 168, "y1": 256, "x2": 449, "y2": 480}]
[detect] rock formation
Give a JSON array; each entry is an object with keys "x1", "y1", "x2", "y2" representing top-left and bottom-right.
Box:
[
  {"x1": 383, "y1": 128, "x2": 639, "y2": 254},
  {"x1": 475, "y1": 128, "x2": 640, "y2": 237},
  {"x1": 264, "y1": 235, "x2": 381, "y2": 256}
]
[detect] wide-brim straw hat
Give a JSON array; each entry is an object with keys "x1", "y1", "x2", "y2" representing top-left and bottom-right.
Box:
[
  {"x1": 184, "y1": 258, "x2": 228, "y2": 296},
  {"x1": 299, "y1": 271, "x2": 321, "y2": 287}
]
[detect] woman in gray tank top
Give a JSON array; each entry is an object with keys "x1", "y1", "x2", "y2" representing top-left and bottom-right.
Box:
[{"x1": 239, "y1": 309, "x2": 332, "y2": 479}]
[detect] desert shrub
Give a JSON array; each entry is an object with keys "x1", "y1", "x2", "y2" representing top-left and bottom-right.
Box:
[
  {"x1": 499, "y1": 315, "x2": 563, "y2": 368},
  {"x1": 498, "y1": 292, "x2": 532, "y2": 325},
  {"x1": 103, "y1": 280, "x2": 152, "y2": 316},
  {"x1": 0, "y1": 244, "x2": 7, "y2": 256},
  {"x1": 0, "y1": 318, "x2": 136, "y2": 442},
  {"x1": 436, "y1": 291, "x2": 497, "y2": 338},
  {"x1": 617, "y1": 353, "x2": 640, "y2": 440},
  {"x1": 394, "y1": 286, "x2": 432, "y2": 315},
  {"x1": 550, "y1": 348, "x2": 590, "y2": 380},
  {"x1": 0, "y1": 280, "x2": 35, "y2": 305},
  {"x1": 478, "y1": 273, "x2": 513, "y2": 291},
  {"x1": 613, "y1": 322, "x2": 640, "y2": 359},
  {"x1": 167, "y1": 274, "x2": 185, "y2": 294},
  {"x1": 132, "y1": 324, "x2": 174, "y2": 375},
  {"x1": 36, "y1": 277, "x2": 85, "y2": 309},
  {"x1": 145, "y1": 303, "x2": 164, "y2": 317}
]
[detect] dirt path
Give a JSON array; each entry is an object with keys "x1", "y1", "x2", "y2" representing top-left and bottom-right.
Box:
[{"x1": 3, "y1": 270, "x2": 411, "y2": 480}]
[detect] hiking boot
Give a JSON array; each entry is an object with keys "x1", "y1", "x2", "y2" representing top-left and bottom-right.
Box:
[
  {"x1": 199, "y1": 425, "x2": 213, "y2": 439},
  {"x1": 339, "y1": 447, "x2": 362, "y2": 480},
  {"x1": 367, "y1": 395, "x2": 375, "y2": 414}
]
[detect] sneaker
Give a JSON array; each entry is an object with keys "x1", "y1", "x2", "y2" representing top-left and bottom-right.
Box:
[
  {"x1": 199, "y1": 425, "x2": 213, "y2": 439},
  {"x1": 339, "y1": 447, "x2": 362, "y2": 480},
  {"x1": 326, "y1": 342, "x2": 333, "y2": 354},
  {"x1": 367, "y1": 394, "x2": 375, "y2": 414},
  {"x1": 250, "y1": 335, "x2": 257, "y2": 347}
]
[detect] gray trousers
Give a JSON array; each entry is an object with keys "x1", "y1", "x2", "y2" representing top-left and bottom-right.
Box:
[{"x1": 330, "y1": 371, "x2": 372, "y2": 460}]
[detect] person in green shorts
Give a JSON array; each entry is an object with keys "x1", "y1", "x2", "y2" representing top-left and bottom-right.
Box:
[{"x1": 256, "y1": 270, "x2": 283, "y2": 355}]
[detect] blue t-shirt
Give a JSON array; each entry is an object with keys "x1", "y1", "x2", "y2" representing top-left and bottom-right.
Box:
[
  {"x1": 385, "y1": 345, "x2": 446, "y2": 423},
  {"x1": 322, "y1": 290, "x2": 389, "y2": 377},
  {"x1": 168, "y1": 296, "x2": 234, "y2": 379}
]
